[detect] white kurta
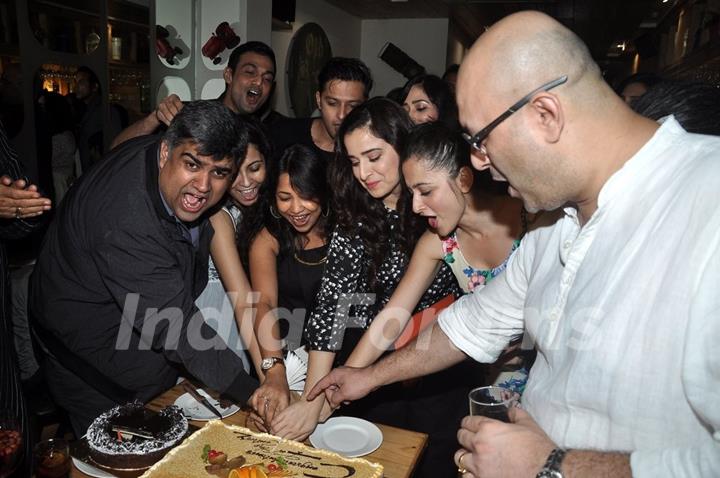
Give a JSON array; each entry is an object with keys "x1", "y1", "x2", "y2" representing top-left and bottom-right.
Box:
[{"x1": 438, "y1": 117, "x2": 720, "y2": 477}]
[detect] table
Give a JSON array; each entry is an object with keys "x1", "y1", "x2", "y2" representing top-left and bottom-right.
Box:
[{"x1": 71, "y1": 383, "x2": 428, "y2": 478}]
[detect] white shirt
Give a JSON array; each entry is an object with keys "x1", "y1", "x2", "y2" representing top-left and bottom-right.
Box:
[{"x1": 438, "y1": 117, "x2": 720, "y2": 477}]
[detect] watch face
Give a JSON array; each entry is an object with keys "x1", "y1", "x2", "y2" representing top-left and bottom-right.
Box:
[
  {"x1": 538, "y1": 471, "x2": 563, "y2": 478},
  {"x1": 261, "y1": 357, "x2": 282, "y2": 370}
]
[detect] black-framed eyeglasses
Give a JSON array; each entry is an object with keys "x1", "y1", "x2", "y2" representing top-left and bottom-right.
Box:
[{"x1": 462, "y1": 75, "x2": 568, "y2": 152}]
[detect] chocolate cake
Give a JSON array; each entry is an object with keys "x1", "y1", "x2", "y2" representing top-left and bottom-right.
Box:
[{"x1": 87, "y1": 401, "x2": 188, "y2": 474}]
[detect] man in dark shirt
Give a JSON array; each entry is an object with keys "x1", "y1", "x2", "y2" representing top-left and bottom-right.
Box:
[
  {"x1": 111, "y1": 41, "x2": 276, "y2": 148},
  {"x1": 270, "y1": 57, "x2": 373, "y2": 162},
  {"x1": 30, "y1": 101, "x2": 258, "y2": 435}
]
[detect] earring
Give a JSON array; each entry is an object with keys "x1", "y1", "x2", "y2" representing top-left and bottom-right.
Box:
[
  {"x1": 322, "y1": 203, "x2": 330, "y2": 217},
  {"x1": 269, "y1": 205, "x2": 281, "y2": 219}
]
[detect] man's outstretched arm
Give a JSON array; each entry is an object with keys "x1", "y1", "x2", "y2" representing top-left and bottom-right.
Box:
[{"x1": 307, "y1": 322, "x2": 468, "y2": 408}]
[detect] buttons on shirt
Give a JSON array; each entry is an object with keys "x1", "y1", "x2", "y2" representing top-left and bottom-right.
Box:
[{"x1": 563, "y1": 240, "x2": 572, "y2": 249}]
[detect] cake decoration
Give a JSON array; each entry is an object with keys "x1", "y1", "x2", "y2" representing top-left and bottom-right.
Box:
[
  {"x1": 140, "y1": 421, "x2": 383, "y2": 478},
  {"x1": 86, "y1": 401, "x2": 188, "y2": 472}
]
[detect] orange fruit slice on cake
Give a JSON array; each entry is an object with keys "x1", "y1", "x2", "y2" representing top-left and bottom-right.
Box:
[{"x1": 229, "y1": 465, "x2": 269, "y2": 478}]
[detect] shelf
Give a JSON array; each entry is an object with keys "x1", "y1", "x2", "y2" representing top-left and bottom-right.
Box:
[
  {"x1": 31, "y1": 0, "x2": 101, "y2": 19},
  {"x1": 109, "y1": 59, "x2": 148, "y2": 68},
  {"x1": 108, "y1": 16, "x2": 150, "y2": 30}
]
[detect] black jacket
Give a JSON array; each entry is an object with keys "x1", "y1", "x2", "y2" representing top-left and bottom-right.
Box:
[{"x1": 30, "y1": 135, "x2": 257, "y2": 405}]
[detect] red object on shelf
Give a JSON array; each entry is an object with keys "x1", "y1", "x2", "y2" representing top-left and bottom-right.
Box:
[
  {"x1": 155, "y1": 25, "x2": 183, "y2": 64},
  {"x1": 216, "y1": 22, "x2": 240, "y2": 49},
  {"x1": 202, "y1": 35, "x2": 224, "y2": 62},
  {"x1": 202, "y1": 22, "x2": 241, "y2": 64}
]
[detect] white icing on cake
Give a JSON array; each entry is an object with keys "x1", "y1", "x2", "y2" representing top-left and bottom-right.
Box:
[{"x1": 87, "y1": 401, "x2": 188, "y2": 456}]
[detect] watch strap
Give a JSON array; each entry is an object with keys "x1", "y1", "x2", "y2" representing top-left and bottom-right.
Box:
[{"x1": 536, "y1": 448, "x2": 567, "y2": 478}]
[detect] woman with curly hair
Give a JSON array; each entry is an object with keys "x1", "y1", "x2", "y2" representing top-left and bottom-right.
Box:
[{"x1": 267, "y1": 98, "x2": 459, "y2": 450}]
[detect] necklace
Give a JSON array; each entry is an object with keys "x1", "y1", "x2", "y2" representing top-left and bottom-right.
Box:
[{"x1": 293, "y1": 252, "x2": 327, "y2": 266}]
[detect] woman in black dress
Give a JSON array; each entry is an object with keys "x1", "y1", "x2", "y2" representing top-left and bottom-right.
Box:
[{"x1": 241, "y1": 144, "x2": 333, "y2": 426}]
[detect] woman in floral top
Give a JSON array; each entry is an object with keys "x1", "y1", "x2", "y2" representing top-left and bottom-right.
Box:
[{"x1": 346, "y1": 122, "x2": 526, "y2": 360}]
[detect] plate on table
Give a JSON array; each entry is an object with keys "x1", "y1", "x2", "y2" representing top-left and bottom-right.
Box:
[
  {"x1": 174, "y1": 388, "x2": 240, "y2": 421},
  {"x1": 309, "y1": 417, "x2": 383, "y2": 457},
  {"x1": 72, "y1": 457, "x2": 117, "y2": 477}
]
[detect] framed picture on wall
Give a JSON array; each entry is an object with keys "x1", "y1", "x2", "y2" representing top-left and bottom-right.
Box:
[{"x1": 286, "y1": 22, "x2": 332, "y2": 118}]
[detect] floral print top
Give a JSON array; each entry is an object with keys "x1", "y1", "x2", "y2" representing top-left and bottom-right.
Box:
[{"x1": 441, "y1": 234, "x2": 521, "y2": 293}]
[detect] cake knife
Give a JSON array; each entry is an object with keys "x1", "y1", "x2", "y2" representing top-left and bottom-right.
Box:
[{"x1": 182, "y1": 382, "x2": 224, "y2": 420}]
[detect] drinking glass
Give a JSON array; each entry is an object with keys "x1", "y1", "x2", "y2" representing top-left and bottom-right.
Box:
[
  {"x1": 34, "y1": 438, "x2": 71, "y2": 478},
  {"x1": 0, "y1": 410, "x2": 23, "y2": 478},
  {"x1": 468, "y1": 386, "x2": 519, "y2": 423}
]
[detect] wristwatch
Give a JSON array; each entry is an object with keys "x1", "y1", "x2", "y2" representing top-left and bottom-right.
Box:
[
  {"x1": 260, "y1": 356, "x2": 284, "y2": 371},
  {"x1": 536, "y1": 448, "x2": 567, "y2": 478}
]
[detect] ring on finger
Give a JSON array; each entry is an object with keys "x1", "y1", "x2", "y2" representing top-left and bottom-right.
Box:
[
  {"x1": 14, "y1": 206, "x2": 20, "y2": 218},
  {"x1": 457, "y1": 451, "x2": 469, "y2": 474}
]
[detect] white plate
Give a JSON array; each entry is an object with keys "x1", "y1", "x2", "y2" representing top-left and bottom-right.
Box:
[
  {"x1": 309, "y1": 417, "x2": 383, "y2": 457},
  {"x1": 173, "y1": 389, "x2": 240, "y2": 421},
  {"x1": 72, "y1": 457, "x2": 117, "y2": 478}
]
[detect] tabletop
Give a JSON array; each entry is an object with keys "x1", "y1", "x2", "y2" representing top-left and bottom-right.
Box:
[{"x1": 71, "y1": 383, "x2": 428, "y2": 478}]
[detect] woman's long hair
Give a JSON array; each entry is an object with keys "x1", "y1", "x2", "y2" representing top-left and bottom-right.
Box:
[
  {"x1": 240, "y1": 144, "x2": 333, "y2": 265},
  {"x1": 330, "y1": 97, "x2": 424, "y2": 293}
]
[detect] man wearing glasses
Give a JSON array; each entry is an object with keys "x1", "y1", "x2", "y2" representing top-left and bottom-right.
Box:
[{"x1": 309, "y1": 10, "x2": 720, "y2": 478}]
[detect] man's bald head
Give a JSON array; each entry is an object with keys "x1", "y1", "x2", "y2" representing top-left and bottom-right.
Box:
[
  {"x1": 456, "y1": 11, "x2": 658, "y2": 221},
  {"x1": 459, "y1": 11, "x2": 602, "y2": 113}
]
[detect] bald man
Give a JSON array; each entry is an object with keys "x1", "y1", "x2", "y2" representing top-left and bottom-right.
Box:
[{"x1": 308, "y1": 11, "x2": 720, "y2": 478}]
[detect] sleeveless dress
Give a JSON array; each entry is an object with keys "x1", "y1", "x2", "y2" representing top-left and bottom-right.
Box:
[
  {"x1": 195, "y1": 204, "x2": 251, "y2": 372},
  {"x1": 442, "y1": 234, "x2": 521, "y2": 293},
  {"x1": 440, "y1": 212, "x2": 531, "y2": 394},
  {"x1": 275, "y1": 244, "x2": 328, "y2": 351}
]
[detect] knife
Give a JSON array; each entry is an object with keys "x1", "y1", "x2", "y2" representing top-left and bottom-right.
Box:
[
  {"x1": 111, "y1": 425, "x2": 155, "y2": 440},
  {"x1": 182, "y1": 382, "x2": 224, "y2": 420}
]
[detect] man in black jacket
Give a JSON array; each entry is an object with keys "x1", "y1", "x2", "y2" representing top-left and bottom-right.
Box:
[{"x1": 30, "y1": 101, "x2": 258, "y2": 435}]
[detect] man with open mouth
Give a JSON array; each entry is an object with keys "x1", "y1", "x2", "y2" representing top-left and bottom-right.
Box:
[
  {"x1": 30, "y1": 101, "x2": 259, "y2": 437},
  {"x1": 110, "y1": 41, "x2": 277, "y2": 149}
]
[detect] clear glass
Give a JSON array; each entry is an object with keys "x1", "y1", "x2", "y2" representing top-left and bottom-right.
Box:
[
  {"x1": 34, "y1": 438, "x2": 71, "y2": 478},
  {"x1": 468, "y1": 386, "x2": 519, "y2": 423}
]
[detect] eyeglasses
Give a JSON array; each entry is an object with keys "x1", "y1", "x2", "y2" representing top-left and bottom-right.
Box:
[{"x1": 462, "y1": 75, "x2": 568, "y2": 152}]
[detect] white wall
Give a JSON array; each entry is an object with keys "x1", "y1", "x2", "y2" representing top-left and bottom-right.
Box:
[
  {"x1": 360, "y1": 18, "x2": 449, "y2": 98},
  {"x1": 153, "y1": 0, "x2": 271, "y2": 103},
  {"x1": 270, "y1": 0, "x2": 362, "y2": 116}
]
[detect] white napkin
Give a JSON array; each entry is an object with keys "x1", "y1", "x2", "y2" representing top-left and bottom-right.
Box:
[{"x1": 285, "y1": 346, "x2": 308, "y2": 392}]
